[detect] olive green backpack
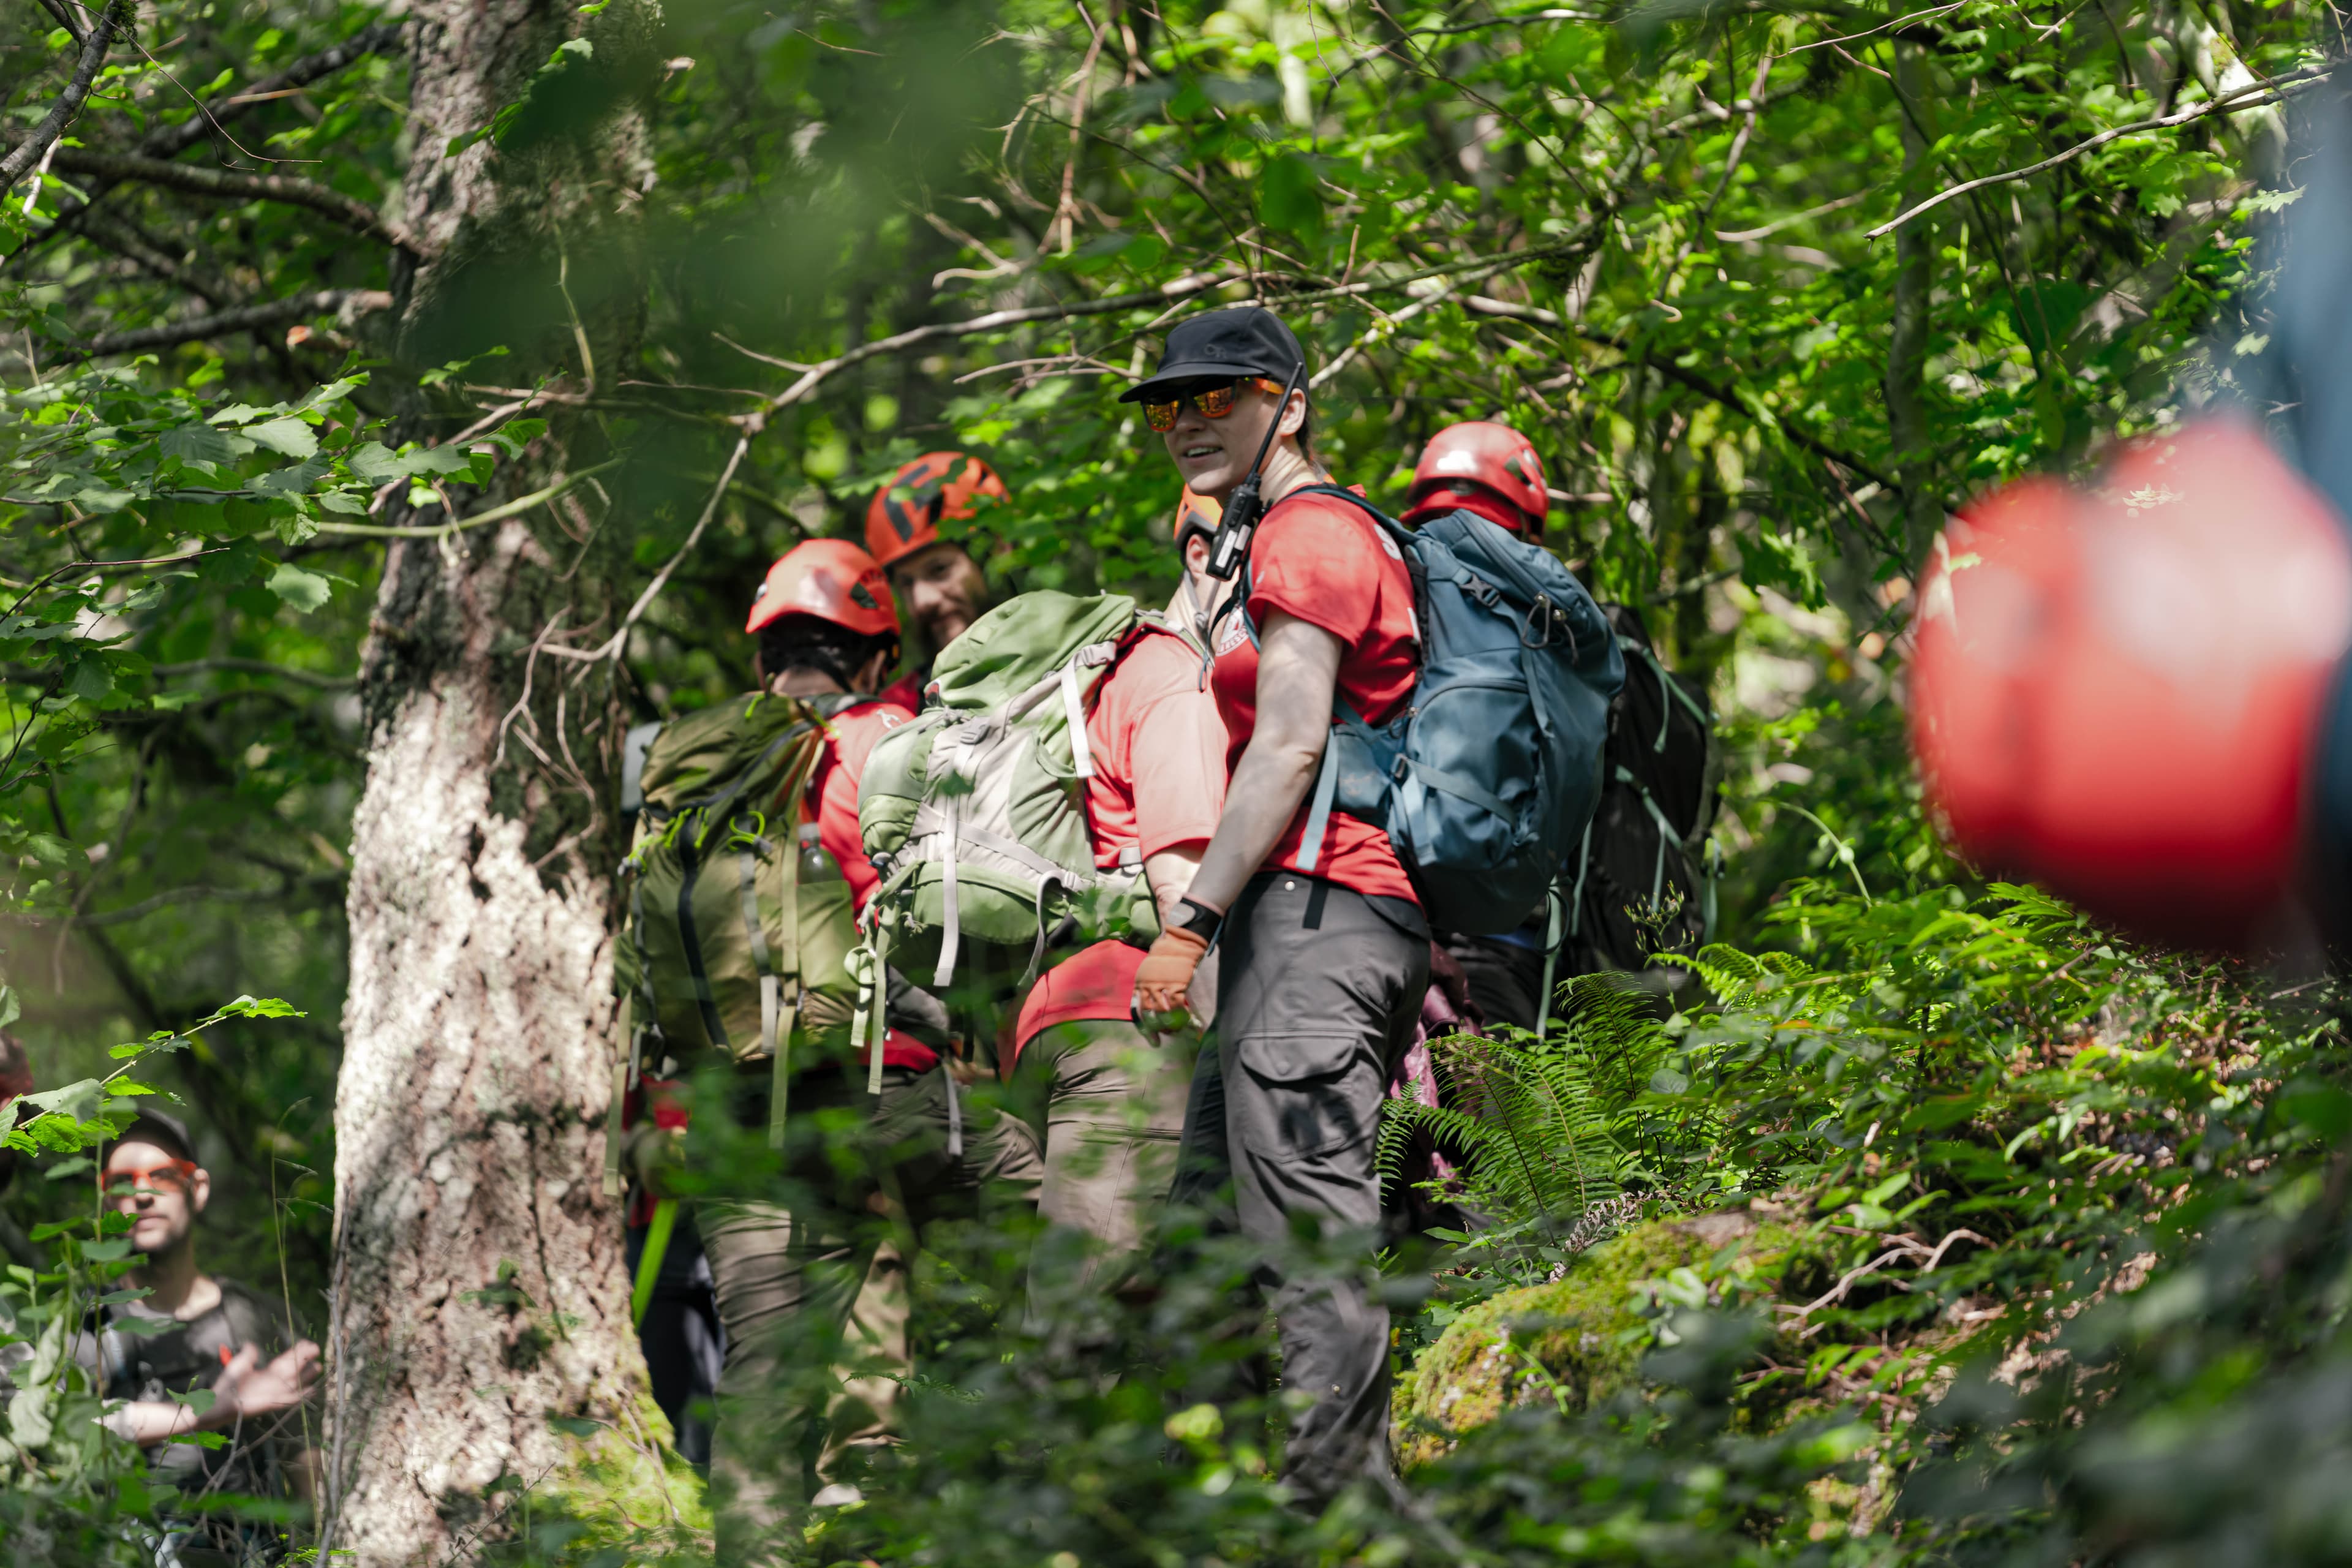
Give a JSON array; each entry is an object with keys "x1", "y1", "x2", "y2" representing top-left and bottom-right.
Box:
[
  {"x1": 603, "y1": 690, "x2": 875, "y2": 1191},
  {"x1": 855, "y1": 593, "x2": 1199, "y2": 1088}
]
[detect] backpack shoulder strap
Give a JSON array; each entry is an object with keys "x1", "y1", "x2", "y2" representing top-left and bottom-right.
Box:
[{"x1": 1211, "y1": 483, "x2": 1416, "y2": 655}]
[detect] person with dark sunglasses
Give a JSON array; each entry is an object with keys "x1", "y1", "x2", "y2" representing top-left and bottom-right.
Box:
[{"x1": 1123, "y1": 306, "x2": 1432, "y2": 1510}]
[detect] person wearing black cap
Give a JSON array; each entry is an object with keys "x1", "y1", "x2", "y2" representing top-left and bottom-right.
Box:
[
  {"x1": 1123, "y1": 306, "x2": 1431, "y2": 1507},
  {"x1": 74, "y1": 1110, "x2": 321, "y2": 1563}
]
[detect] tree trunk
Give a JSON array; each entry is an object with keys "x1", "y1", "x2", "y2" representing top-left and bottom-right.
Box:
[{"x1": 325, "y1": 2, "x2": 663, "y2": 1560}]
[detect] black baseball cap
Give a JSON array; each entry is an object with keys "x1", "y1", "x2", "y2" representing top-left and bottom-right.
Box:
[
  {"x1": 1119, "y1": 307, "x2": 1308, "y2": 403},
  {"x1": 104, "y1": 1108, "x2": 198, "y2": 1166}
]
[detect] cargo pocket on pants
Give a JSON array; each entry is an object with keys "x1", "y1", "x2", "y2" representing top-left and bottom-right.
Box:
[{"x1": 1234, "y1": 1034, "x2": 1379, "y2": 1159}]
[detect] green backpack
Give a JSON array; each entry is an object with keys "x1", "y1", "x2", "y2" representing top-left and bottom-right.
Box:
[
  {"x1": 605, "y1": 691, "x2": 875, "y2": 1185},
  {"x1": 856, "y1": 592, "x2": 1191, "y2": 1009}
]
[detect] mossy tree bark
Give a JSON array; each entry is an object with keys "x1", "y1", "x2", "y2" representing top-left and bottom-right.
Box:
[{"x1": 325, "y1": 2, "x2": 663, "y2": 1559}]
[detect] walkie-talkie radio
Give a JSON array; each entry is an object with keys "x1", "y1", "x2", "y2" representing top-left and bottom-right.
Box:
[{"x1": 1205, "y1": 358, "x2": 1308, "y2": 581}]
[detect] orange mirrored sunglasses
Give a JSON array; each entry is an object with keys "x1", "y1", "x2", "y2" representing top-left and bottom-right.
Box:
[
  {"x1": 104, "y1": 1158, "x2": 198, "y2": 1196},
  {"x1": 1141, "y1": 377, "x2": 1285, "y2": 433}
]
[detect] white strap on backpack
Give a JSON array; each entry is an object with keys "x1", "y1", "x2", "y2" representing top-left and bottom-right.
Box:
[{"x1": 1060, "y1": 662, "x2": 1096, "y2": 779}]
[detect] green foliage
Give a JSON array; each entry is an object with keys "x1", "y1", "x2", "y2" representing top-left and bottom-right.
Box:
[{"x1": 0, "y1": 0, "x2": 2342, "y2": 1558}]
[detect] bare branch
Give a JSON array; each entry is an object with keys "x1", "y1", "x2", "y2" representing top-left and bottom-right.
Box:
[
  {"x1": 0, "y1": 0, "x2": 132, "y2": 191},
  {"x1": 45, "y1": 148, "x2": 402, "y2": 246},
  {"x1": 153, "y1": 658, "x2": 355, "y2": 689},
  {"x1": 314, "y1": 461, "x2": 624, "y2": 541},
  {"x1": 71, "y1": 288, "x2": 391, "y2": 360},
  {"x1": 1452, "y1": 295, "x2": 1902, "y2": 491},
  {"x1": 1866, "y1": 65, "x2": 2332, "y2": 239},
  {"x1": 572, "y1": 436, "x2": 753, "y2": 670}
]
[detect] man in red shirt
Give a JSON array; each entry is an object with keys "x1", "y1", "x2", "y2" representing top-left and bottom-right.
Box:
[
  {"x1": 1006, "y1": 487, "x2": 1229, "y2": 1305},
  {"x1": 680, "y1": 540, "x2": 1027, "y2": 1545},
  {"x1": 1125, "y1": 307, "x2": 1433, "y2": 1508},
  {"x1": 864, "y1": 451, "x2": 1009, "y2": 710}
]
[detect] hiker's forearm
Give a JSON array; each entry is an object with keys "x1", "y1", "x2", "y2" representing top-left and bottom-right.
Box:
[
  {"x1": 103, "y1": 1398, "x2": 201, "y2": 1446},
  {"x1": 1144, "y1": 845, "x2": 1205, "y2": 925},
  {"x1": 1184, "y1": 613, "x2": 1341, "y2": 913}
]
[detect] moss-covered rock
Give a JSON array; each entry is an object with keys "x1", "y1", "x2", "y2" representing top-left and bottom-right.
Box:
[{"x1": 1394, "y1": 1210, "x2": 1832, "y2": 1467}]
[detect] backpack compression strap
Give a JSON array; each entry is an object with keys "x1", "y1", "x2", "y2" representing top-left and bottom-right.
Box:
[{"x1": 1628, "y1": 641, "x2": 1713, "y2": 753}]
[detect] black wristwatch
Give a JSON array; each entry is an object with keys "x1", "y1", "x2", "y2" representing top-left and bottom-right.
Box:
[{"x1": 1172, "y1": 897, "x2": 1224, "y2": 944}]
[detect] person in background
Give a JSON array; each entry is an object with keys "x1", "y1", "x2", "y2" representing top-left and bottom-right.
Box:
[
  {"x1": 864, "y1": 451, "x2": 1011, "y2": 710},
  {"x1": 1006, "y1": 486, "x2": 1229, "y2": 1312},
  {"x1": 690, "y1": 539, "x2": 1027, "y2": 1547},
  {"x1": 1401, "y1": 421, "x2": 1561, "y2": 1031},
  {"x1": 79, "y1": 1110, "x2": 321, "y2": 1566},
  {"x1": 0, "y1": 1030, "x2": 31, "y2": 1267},
  {"x1": 1128, "y1": 306, "x2": 1432, "y2": 1509}
]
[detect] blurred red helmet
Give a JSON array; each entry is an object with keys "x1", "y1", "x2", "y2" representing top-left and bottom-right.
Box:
[
  {"x1": 1174, "y1": 485, "x2": 1222, "y2": 550},
  {"x1": 747, "y1": 539, "x2": 900, "y2": 639},
  {"x1": 1912, "y1": 418, "x2": 2352, "y2": 949},
  {"x1": 1404, "y1": 421, "x2": 1550, "y2": 532},
  {"x1": 864, "y1": 452, "x2": 1010, "y2": 571}
]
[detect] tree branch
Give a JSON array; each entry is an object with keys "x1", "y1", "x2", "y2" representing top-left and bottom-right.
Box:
[
  {"x1": 72, "y1": 288, "x2": 392, "y2": 360},
  {"x1": 74, "y1": 206, "x2": 244, "y2": 310},
  {"x1": 1866, "y1": 64, "x2": 2332, "y2": 239},
  {"x1": 1, "y1": 21, "x2": 408, "y2": 277},
  {"x1": 45, "y1": 148, "x2": 401, "y2": 246},
  {"x1": 153, "y1": 658, "x2": 355, "y2": 689},
  {"x1": 1453, "y1": 294, "x2": 1903, "y2": 492},
  {"x1": 0, "y1": 0, "x2": 131, "y2": 190},
  {"x1": 32, "y1": 0, "x2": 86, "y2": 47},
  {"x1": 744, "y1": 212, "x2": 1626, "y2": 424},
  {"x1": 140, "y1": 20, "x2": 408, "y2": 160}
]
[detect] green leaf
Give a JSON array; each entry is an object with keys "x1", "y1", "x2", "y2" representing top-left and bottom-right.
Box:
[
  {"x1": 245, "y1": 418, "x2": 320, "y2": 459},
  {"x1": 161, "y1": 423, "x2": 238, "y2": 469},
  {"x1": 1261, "y1": 153, "x2": 1325, "y2": 244},
  {"x1": 20, "y1": 1078, "x2": 104, "y2": 1125},
  {"x1": 220, "y1": 995, "x2": 303, "y2": 1019},
  {"x1": 266, "y1": 564, "x2": 333, "y2": 612},
  {"x1": 63, "y1": 658, "x2": 113, "y2": 703}
]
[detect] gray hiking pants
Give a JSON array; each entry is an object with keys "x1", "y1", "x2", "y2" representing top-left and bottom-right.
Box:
[{"x1": 1173, "y1": 872, "x2": 1429, "y2": 1507}]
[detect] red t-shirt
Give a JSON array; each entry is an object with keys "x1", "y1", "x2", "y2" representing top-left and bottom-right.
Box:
[
  {"x1": 804, "y1": 699, "x2": 911, "y2": 913},
  {"x1": 805, "y1": 696, "x2": 934, "y2": 1071},
  {"x1": 1014, "y1": 625, "x2": 1231, "y2": 1055},
  {"x1": 1208, "y1": 488, "x2": 1420, "y2": 903},
  {"x1": 879, "y1": 668, "x2": 927, "y2": 714}
]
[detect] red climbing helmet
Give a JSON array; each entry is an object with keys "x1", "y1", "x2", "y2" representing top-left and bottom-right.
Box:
[
  {"x1": 1404, "y1": 421, "x2": 1550, "y2": 532},
  {"x1": 863, "y1": 451, "x2": 1010, "y2": 571},
  {"x1": 746, "y1": 539, "x2": 900, "y2": 639},
  {"x1": 1911, "y1": 418, "x2": 2352, "y2": 949}
]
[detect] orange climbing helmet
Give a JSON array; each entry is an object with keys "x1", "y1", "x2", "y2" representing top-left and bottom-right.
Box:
[
  {"x1": 864, "y1": 451, "x2": 1010, "y2": 570},
  {"x1": 1404, "y1": 421, "x2": 1550, "y2": 533},
  {"x1": 746, "y1": 539, "x2": 900, "y2": 639},
  {"x1": 1174, "y1": 485, "x2": 1222, "y2": 551}
]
